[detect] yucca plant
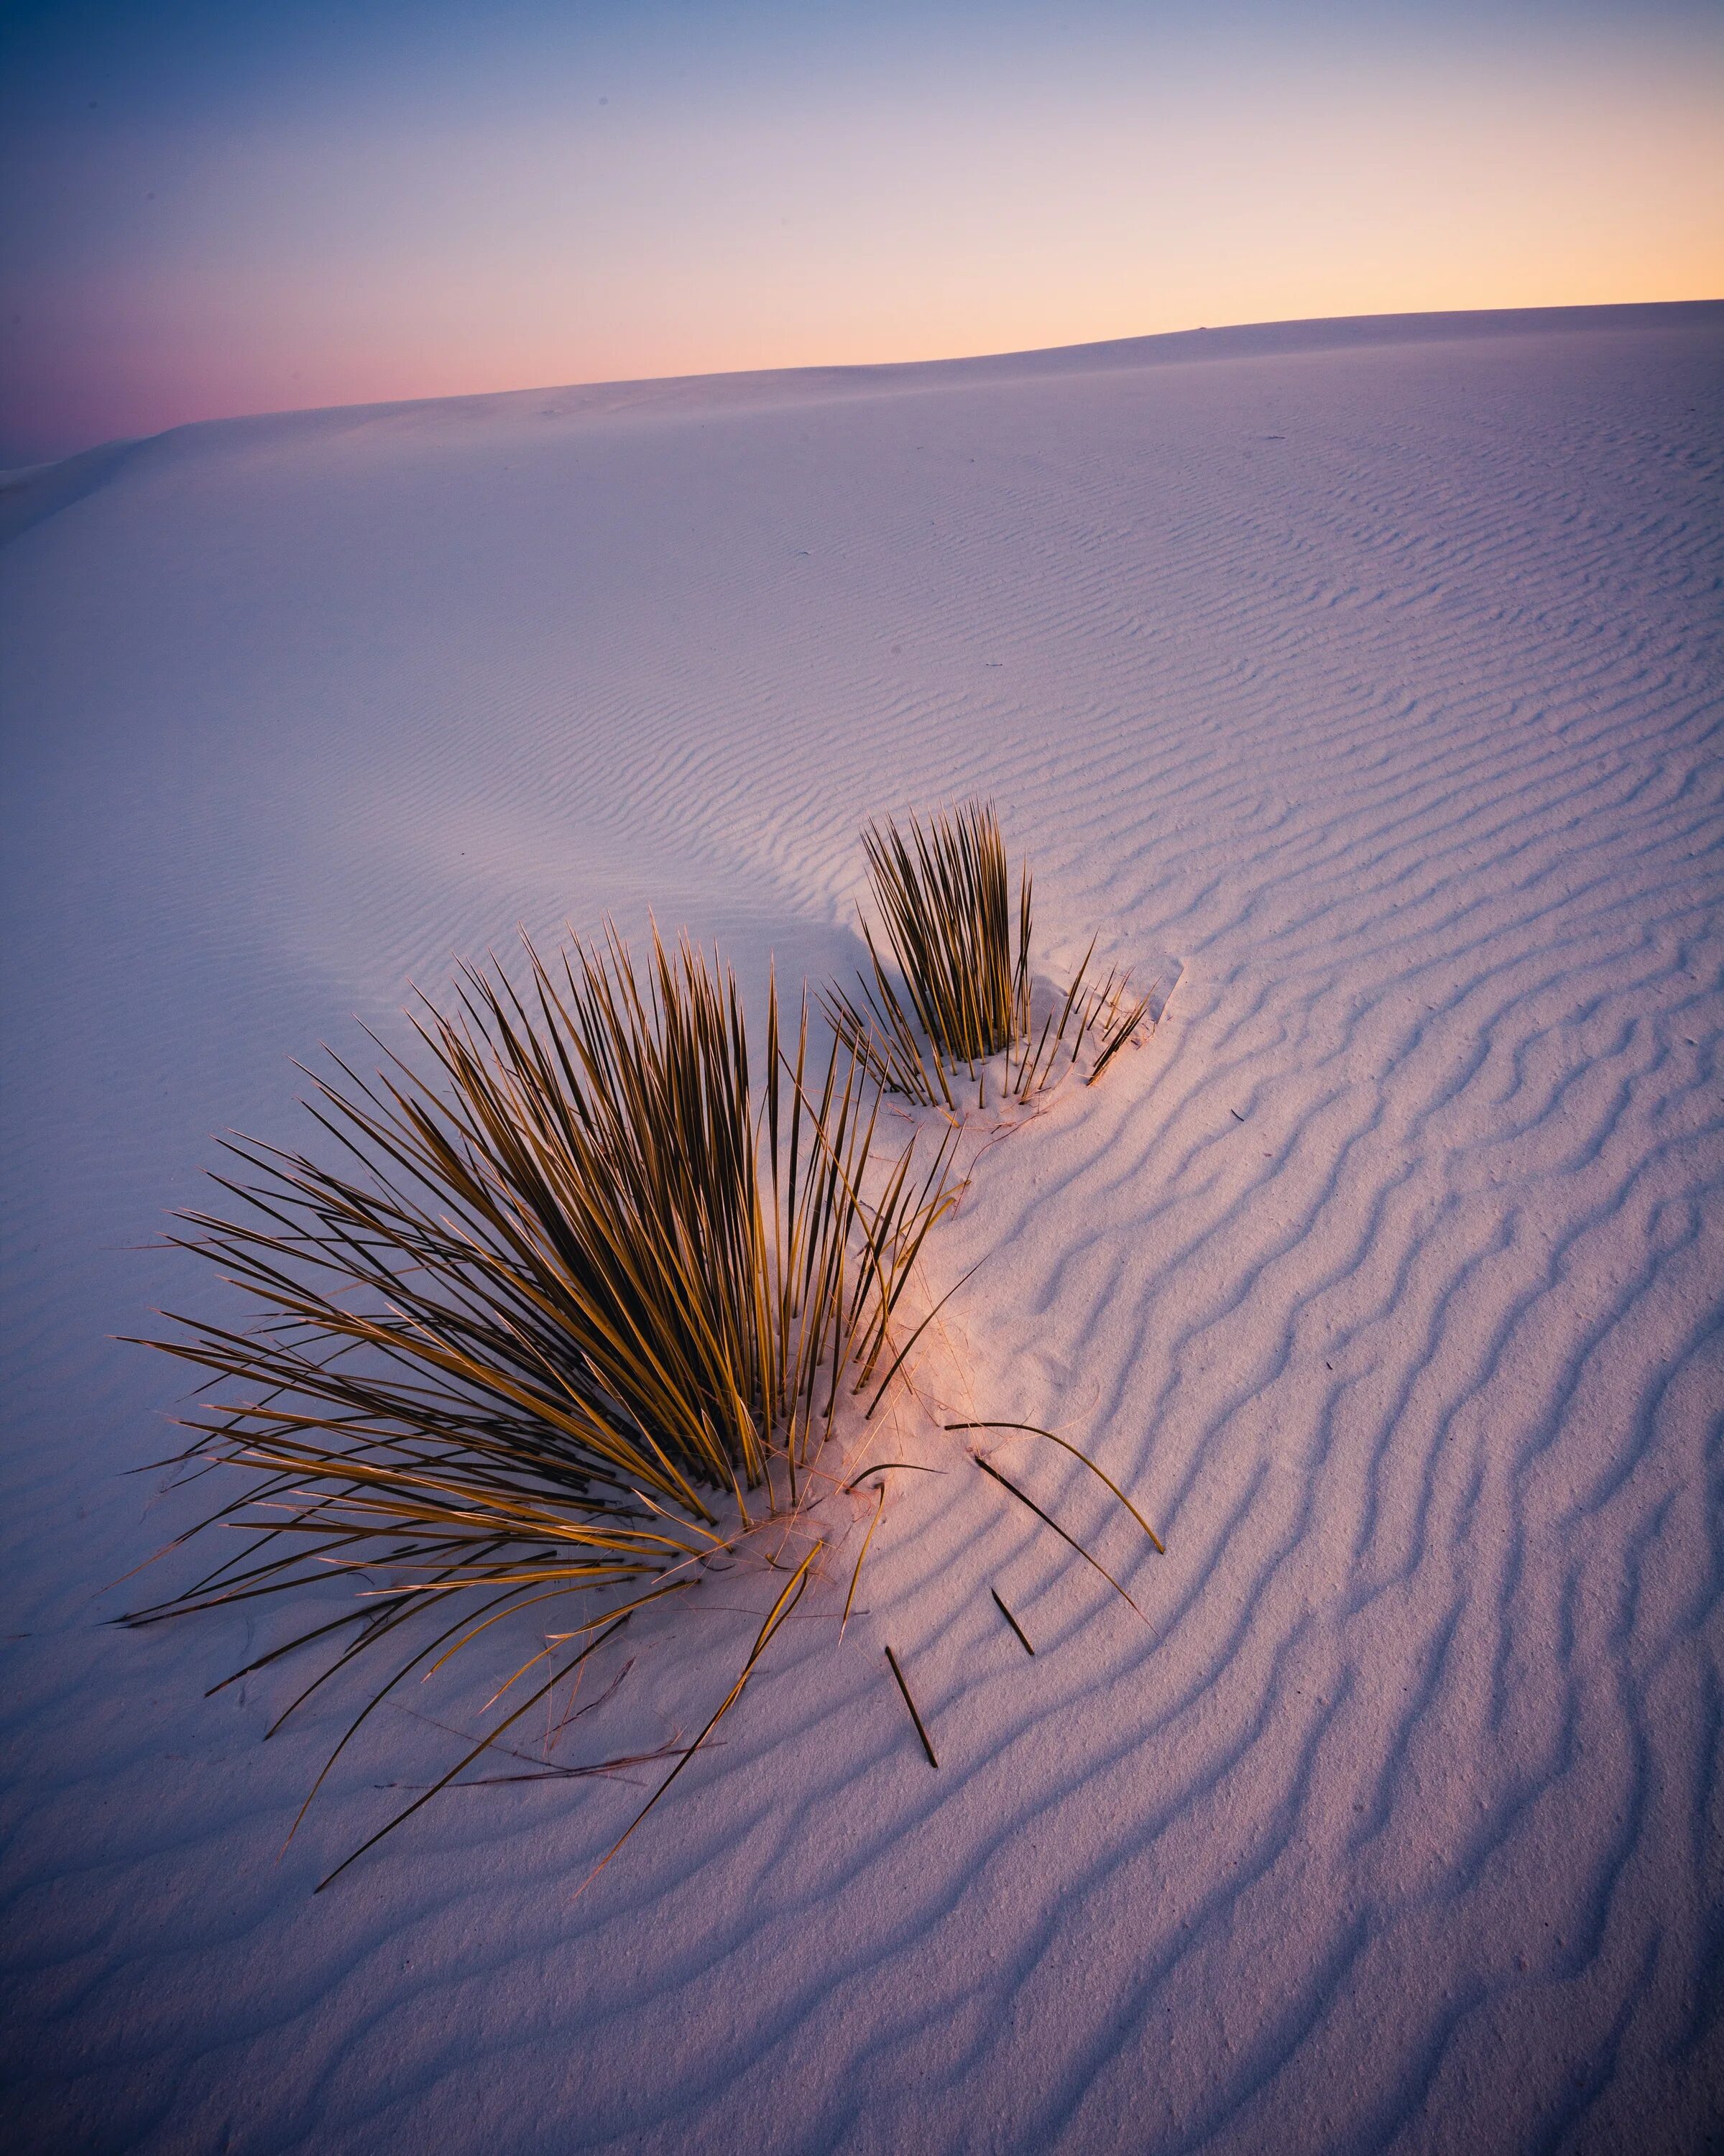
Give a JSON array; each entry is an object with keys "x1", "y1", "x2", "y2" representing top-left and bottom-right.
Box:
[
  {"x1": 824, "y1": 802, "x2": 1148, "y2": 1110},
  {"x1": 129, "y1": 925, "x2": 957, "y2": 1884}
]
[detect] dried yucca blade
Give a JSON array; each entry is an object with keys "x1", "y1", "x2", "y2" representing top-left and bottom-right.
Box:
[{"x1": 130, "y1": 923, "x2": 955, "y2": 1876}]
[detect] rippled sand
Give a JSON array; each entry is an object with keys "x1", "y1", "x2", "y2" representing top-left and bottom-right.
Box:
[{"x1": 2, "y1": 303, "x2": 1720, "y2": 2154}]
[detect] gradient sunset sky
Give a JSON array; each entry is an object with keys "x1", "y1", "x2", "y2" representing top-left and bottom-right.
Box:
[{"x1": 2, "y1": 0, "x2": 1719, "y2": 466}]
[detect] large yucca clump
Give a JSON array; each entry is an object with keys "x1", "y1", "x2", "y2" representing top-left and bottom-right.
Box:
[
  {"x1": 826, "y1": 802, "x2": 1146, "y2": 1109},
  {"x1": 132, "y1": 926, "x2": 954, "y2": 1881}
]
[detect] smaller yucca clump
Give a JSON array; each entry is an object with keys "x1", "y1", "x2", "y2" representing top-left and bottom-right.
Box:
[
  {"x1": 824, "y1": 801, "x2": 1148, "y2": 1110},
  {"x1": 129, "y1": 925, "x2": 956, "y2": 1886}
]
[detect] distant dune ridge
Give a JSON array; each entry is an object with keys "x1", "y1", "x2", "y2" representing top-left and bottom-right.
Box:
[{"x1": 1, "y1": 303, "x2": 1720, "y2": 2152}]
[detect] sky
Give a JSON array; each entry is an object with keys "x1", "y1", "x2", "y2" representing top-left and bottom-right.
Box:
[{"x1": 1, "y1": 0, "x2": 1720, "y2": 466}]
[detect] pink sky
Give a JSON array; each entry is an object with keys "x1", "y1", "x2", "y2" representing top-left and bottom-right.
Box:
[{"x1": 4, "y1": 1, "x2": 1720, "y2": 464}]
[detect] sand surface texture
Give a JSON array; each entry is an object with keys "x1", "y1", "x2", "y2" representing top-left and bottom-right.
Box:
[{"x1": 3, "y1": 305, "x2": 1721, "y2": 2153}]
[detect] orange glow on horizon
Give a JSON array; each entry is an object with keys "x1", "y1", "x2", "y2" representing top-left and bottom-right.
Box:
[{"x1": 4, "y1": 7, "x2": 1720, "y2": 461}]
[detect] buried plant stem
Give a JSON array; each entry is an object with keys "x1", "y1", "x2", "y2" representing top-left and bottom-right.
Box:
[
  {"x1": 884, "y1": 1644, "x2": 939, "y2": 1767},
  {"x1": 990, "y1": 1587, "x2": 1035, "y2": 1655},
  {"x1": 439, "y1": 1743, "x2": 688, "y2": 1788},
  {"x1": 947, "y1": 1421, "x2": 1163, "y2": 1553},
  {"x1": 972, "y1": 1456, "x2": 1147, "y2": 1621},
  {"x1": 842, "y1": 1461, "x2": 946, "y2": 1491},
  {"x1": 841, "y1": 1485, "x2": 885, "y2": 1636}
]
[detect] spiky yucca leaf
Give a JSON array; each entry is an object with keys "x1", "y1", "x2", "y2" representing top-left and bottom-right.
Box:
[{"x1": 129, "y1": 925, "x2": 956, "y2": 1877}]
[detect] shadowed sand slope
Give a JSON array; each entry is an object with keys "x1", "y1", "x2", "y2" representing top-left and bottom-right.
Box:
[{"x1": 1, "y1": 305, "x2": 1720, "y2": 2154}]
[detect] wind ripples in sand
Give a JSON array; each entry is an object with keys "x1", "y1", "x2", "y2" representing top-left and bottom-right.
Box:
[{"x1": 1, "y1": 306, "x2": 1719, "y2": 2153}]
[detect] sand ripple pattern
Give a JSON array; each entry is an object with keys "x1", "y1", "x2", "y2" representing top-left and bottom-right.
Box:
[{"x1": 2, "y1": 307, "x2": 1720, "y2": 2153}]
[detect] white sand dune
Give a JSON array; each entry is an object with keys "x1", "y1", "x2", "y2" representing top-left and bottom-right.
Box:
[{"x1": 2, "y1": 302, "x2": 1720, "y2": 2153}]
